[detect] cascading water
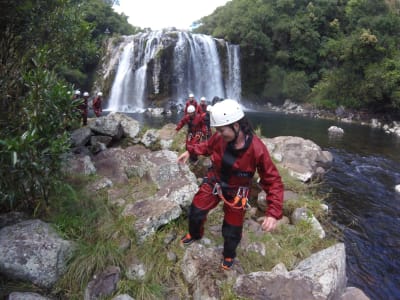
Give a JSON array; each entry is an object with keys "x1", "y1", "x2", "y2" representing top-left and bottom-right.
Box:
[
  {"x1": 107, "y1": 32, "x2": 163, "y2": 112},
  {"x1": 104, "y1": 30, "x2": 241, "y2": 112},
  {"x1": 226, "y1": 43, "x2": 241, "y2": 101},
  {"x1": 173, "y1": 32, "x2": 225, "y2": 102}
]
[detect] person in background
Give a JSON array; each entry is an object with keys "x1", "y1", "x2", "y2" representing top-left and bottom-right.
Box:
[
  {"x1": 199, "y1": 96, "x2": 208, "y2": 113},
  {"x1": 73, "y1": 89, "x2": 81, "y2": 100},
  {"x1": 177, "y1": 99, "x2": 284, "y2": 270},
  {"x1": 92, "y1": 92, "x2": 103, "y2": 117},
  {"x1": 202, "y1": 104, "x2": 212, "y2": 140},
  {"x1": 71, "y1": 89, "x2": 82, "y2": 118},
  {"x1": 176, "y1": 104, "x2": 206, "y2": 163},
  {"x1": 198, "y1": 97, "x2": 211, "y2": 139},
  {"x1": 184, "y1": 93, "x2": 200, "y2": 115},
  {"x1": 79, "y1": 92, "x2": 89, "y2": 126}
]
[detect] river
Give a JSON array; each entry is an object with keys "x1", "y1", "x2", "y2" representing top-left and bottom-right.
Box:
[
  {"x1": 248, "y1": 111, "x2": 400, "y2": 300},
  {"x1": 127, "y1": 110, "x2": 400, "y2": 300}
]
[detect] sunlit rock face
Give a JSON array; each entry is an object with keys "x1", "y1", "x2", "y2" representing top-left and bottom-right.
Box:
[{"x1": 97, "y1": 30, "x2": 241, "y2": 112}]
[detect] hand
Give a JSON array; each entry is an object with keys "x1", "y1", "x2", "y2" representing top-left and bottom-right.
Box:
[
  {"x1": 177, "y1": 151, "x2": 190, "y2": 164},
  {"x1": 261, "y1": 216, "x2": 278, "y2": 232}
]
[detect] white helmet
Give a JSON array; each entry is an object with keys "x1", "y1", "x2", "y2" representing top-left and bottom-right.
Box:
[
  {"x1": 187, "y1": 105, "x2": 196, "y2": 113},
  {"x1": 210, "y1": 99, "x2": 244, "y2": 127},
  {"x1": 83, "y1": 92, "x2": 89, "y2": 97},
  {"x1": 200, "y1": 96, "x2": 206, "y2": 101},
  {"x1": 75, "y1": 90, "x2": 81, "y2": 95},
  {"x1": 189, "y1": 93, "x2": 194, "y2": 98},
  {"x1": 97, "y1": 92, "x2": 103, "y2": 96}
]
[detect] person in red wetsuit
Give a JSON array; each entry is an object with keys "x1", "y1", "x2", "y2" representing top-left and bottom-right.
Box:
[
  {"x1": 199, "y1": 96, "x2": 208, "y2": 113},
  {"x1": 184, "y1": 93, "x2": 200, "y2": 115},
  {"x1": 92, "y1": 92, "x2": 103, "y2": 117},
  {"x1": 177, "y1": 99, "x2": 284, "y2": 270},
  {"x1": 79, "y1": 92, "x2": 89, "y2": 126},
  {"x1": 176, "y1": 104, "x2": 206, "y2": 163}
]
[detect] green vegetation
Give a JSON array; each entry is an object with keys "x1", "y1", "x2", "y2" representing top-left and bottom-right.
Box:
[
  {"x1": 196, "y1": 0, "x2": 400, "y2": 114},
  {"x1": 0, "y1": 0, "x2": 140, "y2": 213}
]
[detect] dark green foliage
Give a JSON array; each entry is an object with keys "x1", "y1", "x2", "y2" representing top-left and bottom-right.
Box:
[
  {"x1": 0, "y1": 0, "x2": 138, "y2": 213},
  {"x1": 196, "y1": 0, "x2": 400, "y2": 113},
  {"x1": 0, "y1": 51, "x2": 76, "y2": 211}
]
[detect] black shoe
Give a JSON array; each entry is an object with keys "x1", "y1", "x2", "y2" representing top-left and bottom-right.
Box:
[
  {"x1": 180, "y1": 233, "x2": 195, "y2": 245},
  {"x1": 221, "y1": 257, "x2": 234, "y2": 270}
]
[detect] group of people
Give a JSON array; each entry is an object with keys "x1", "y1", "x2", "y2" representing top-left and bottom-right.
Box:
[
  {"x1": 176, "y1": 97, "x2": 284, "y2": 271},
  {"x1": 72, "y1": 90, "x2": 103, "y2": 126},
  {"x1": 176, "y1": 94, "x2": 212, "y2": 163}
]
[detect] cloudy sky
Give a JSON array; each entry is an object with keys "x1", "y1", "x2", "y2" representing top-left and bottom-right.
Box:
[{"x1": 113, "y1": 0, "x2": 231, "y2": 30}]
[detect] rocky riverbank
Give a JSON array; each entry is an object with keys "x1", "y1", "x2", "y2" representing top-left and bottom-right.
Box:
[
  {"x1": 242, "y1": 99, "x2": 400, "y2": 137},
  {"x1": 0, "y1": 113, "x2": 370, "y2": 300}
]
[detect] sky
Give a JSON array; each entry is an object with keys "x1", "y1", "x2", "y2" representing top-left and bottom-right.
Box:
[{"x1": 113, "y1": 0, "x2": 231, "y2": 30}]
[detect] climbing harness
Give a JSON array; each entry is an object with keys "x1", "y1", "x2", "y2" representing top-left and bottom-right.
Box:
[{"x1": 212, "y1": 183, "x2": 251, "y2": 210}]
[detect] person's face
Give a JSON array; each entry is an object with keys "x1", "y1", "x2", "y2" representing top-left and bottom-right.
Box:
[{"x1": 215, "y1": 124, "x2": 237, "y2": 142}]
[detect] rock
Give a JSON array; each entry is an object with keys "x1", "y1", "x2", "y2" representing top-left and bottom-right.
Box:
[
  {"x1": 85, "y1": 266, "x2": 120, "y2": 300},
  {"x1": 0, "y1": 219, "x2": 75, "y2": 289},
  {"x1": 340, "y1": 286, "x2": 370, "y2": 300},
  {"x1": 295, "y1": 243, "x2": 347, "y2": 299},
  {"x1": 8, "y1": 292, "x2": 52, "y2": 300},
  {"x1": 328, "y1": 126, "x2": 344, "y2": 135},
  {"x1": 263, "y1": 136, "x2": 333, "y2": 182},
  {"x1": 291, "y1": 207, "x2": 326, "y2": 239}
]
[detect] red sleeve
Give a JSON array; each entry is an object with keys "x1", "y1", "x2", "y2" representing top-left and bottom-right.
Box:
[
  {"x1": 187, "y1": 132, "x2": 219, "y2": 156},
  {"x1": 176, "y1": 115, "x2": 189, "y2": 131},
  {"x1": 254, "y1": 138, "x2": 284, "y2": 219}
]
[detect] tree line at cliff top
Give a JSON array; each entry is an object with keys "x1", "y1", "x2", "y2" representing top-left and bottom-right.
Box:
[
  {"x1": 2, "y1": 0, "x2": 400, "y2": 213},
  {"x1": 195, "y1": 0, "x2": 400, "y2": 115}
]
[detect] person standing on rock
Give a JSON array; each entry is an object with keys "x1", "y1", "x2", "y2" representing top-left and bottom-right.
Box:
[
  {"x1": 176, "y1": 104, "x2": 206, "y2": 163},
  {"x1": 92, "y1": 92, "x2": 103, "y2": 117},
  {"x1": 177, "y1": 99, "x2": 284, "y2": 270},
  {"x1": 79, "y1": 92, "x2": 89, "y2": 126},
  {"x1": 199, "y1": 96, "x2": 208, "y2": 113},
  {"x1": 184, "y1": 93, "x2": 200, "y2": 115}
]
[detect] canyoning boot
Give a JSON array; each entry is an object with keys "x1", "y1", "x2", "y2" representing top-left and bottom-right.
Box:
[
  {"x1": 221, "y1": 257, "x2": 234, "y2": 270},
  {"x1": 180, "y1": 233, "x2": 195, "y2": 246}
]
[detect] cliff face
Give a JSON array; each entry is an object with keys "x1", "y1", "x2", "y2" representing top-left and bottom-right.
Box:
[{"x1": 94, "y1": 30, "x2": 241, "y2": 112}]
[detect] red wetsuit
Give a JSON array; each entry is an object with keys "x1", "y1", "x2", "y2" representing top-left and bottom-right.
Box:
[
  {"x1": 176, "y1": 112, "x2": 206, "y2": 161},
  {"x1": 92, "y1": 96, "x2": 102, "y2": 117},
  {"x1": 78, "y1": 97, "x2": 89, "y2": 125},
  {"x1": 184, "y1": 99, "x2": 201, "y2": 115},
  {"x1": 186, "y1": 132, "x2": 284, "y2": 259}
]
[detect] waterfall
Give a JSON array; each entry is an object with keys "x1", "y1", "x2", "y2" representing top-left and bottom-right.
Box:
[
  {"x1": 104, "y1": 30, "x2": 241, "y2": 112},
  {"x1": 226, "y1": 43, "x2": 241, "y2": 101},
  {"x1": 173, "y1": 32, "x2": 225, "y2": 103}
]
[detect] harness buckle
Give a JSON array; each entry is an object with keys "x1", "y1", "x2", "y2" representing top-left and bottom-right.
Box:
[{"x1": 212, "y1": 182, "x2": 221, "y2": 196}]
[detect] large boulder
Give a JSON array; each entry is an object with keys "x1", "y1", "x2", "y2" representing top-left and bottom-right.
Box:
[
  {"x1": 234, "y1": 243, "x2": 346, "y2": 300},
  {"x1": 0, "y1": 219, "x2": 75, "y2": 289},
  {"x1": 264, "y1": 136, "x2": 333, "y2": 182}
]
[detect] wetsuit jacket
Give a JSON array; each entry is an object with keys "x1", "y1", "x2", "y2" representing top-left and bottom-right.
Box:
[
  {"x1": 184, "y1": 99, "x2": 201, "y2": 114},
  {"x1": 187, "y1": 132, "x2": 284, "y2": 219},
  {"x1": 176, "y1": 112, "x2": 206, "y2": 136},
  {"x1": 92, "y1": 96, "x2": 102, "y2": 116}
]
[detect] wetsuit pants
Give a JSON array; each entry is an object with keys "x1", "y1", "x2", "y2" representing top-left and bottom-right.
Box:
[{"x1": 188, "y1": 183, "x2": 245, "y2": 259}]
